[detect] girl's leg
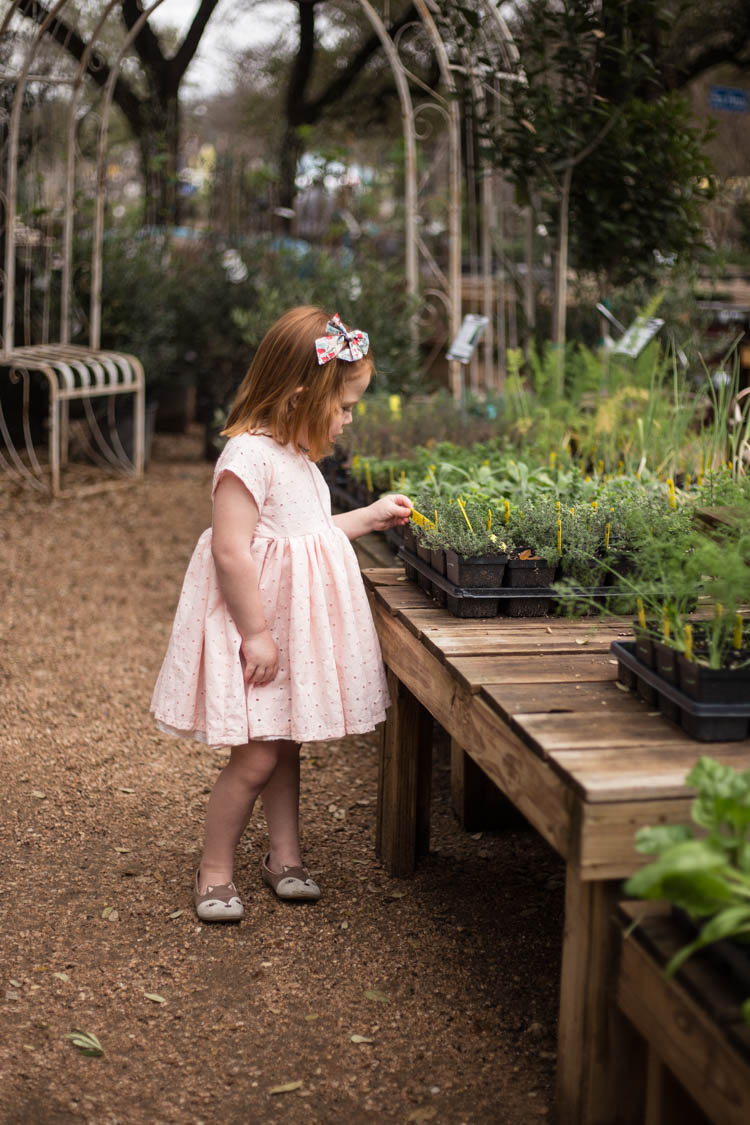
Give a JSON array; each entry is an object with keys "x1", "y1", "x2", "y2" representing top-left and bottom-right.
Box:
[
  {"x1": 259, "y1": 741, "x2": 303, "y2": 872},
  {"x1": 199, "y1": 739, "x2": 285, "y2": 891}
]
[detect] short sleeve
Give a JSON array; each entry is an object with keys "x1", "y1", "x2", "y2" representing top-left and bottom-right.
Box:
[{"x1": 212, "y1": 435, "x2": 273, "y2": 511}]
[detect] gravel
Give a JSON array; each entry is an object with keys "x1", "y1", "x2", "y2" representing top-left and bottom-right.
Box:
[{"x1": 0, "y1": 430, "x2": 564, "y2": 1124}]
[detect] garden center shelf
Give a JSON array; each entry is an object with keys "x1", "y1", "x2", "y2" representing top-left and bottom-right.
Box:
[
  {"x1": 399, "y1": 546, "x2": 618, "y2": 619},
  {"x1": 612, "y1": 641, "x2": 750, "y2": 742}
]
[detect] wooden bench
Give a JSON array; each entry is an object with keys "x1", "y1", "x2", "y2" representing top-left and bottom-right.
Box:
[
  {"x1": 364, "y1": 567, "x2": 750, "y2": 1125},
  {"x1": 618, "y1": 902, "x2": 750, "y2": 1125}
]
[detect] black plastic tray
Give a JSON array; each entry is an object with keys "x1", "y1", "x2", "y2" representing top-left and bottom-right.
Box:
[{"x1": 611, "y1": 641, "x2": 750, "y2": 742}]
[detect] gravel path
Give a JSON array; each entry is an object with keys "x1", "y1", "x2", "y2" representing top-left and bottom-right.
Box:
[{"x1": 0, "y1": 432, "x2": 564, "y2": 1124}]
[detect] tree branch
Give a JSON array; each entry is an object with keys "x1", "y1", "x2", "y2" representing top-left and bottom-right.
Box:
[
  {"x1": 170, "y1": 0, "x2": 222, "y2": 85},
  {"x1": 14, "y1": 0, "x2": 143, "y2": 134},
  {"x1": 308, "y1": 3, "x2": 418, "y2": 118},
  {"x1": 121, "y1": 0, "x2": 167, "y2": 84},
  {"x1": 286, "y1": 0, "x2": 318, "y2": 124}
]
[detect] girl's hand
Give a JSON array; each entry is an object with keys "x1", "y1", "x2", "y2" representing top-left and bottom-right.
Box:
[
  {"x1": 368, "y1": 493, "x2": 413, "y2": 532},
  {"x1": 241, "y1": 629, "x2": 278, "y2": 686}
]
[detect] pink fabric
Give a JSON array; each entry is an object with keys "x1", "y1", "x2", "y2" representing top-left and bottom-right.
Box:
[{"x1": 150, "y1": 433, "x2": 390, "y2": 746}]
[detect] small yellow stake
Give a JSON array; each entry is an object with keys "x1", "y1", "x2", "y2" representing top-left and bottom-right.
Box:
[
  {"x1": 365, "y1": 462, "x2": 373, "y2": 492},
  {"x1": 434, "y1": 510, "x2": 438, "y2": 530},
  {"x1": 549, "y1": 450, "x2": 557, "y2": 468},
  {"x1": 569, "y1": 507, "x2": 575, "y2": 517},
  {"x1": 556, "y1": 518, "x2": 562, "y2": 555},
  {"x1": 504, "y1": 499, "x2": 510, "y2": 524},
  {"x1": 604, "y1": 523, "x2": 611, "y2": 549},
  {"x1": 487, "y1": 509, "x2": 492, "y2": 531},
  {"x1": 734, "y1": 614, "x2": 743, "y2": 651},
  {"x1": 456, "y1": 498, "x2": 474, "y2": 534},
  {"x1": 684, "y1": 624, "x2": 693, "y2": 662},
  {"x1": 685, "y1": 472, "x2": 691, "y2": 491},
  {"x1": 555, "y1": 500, "x2": 561, "y2": 513},
  {"x1": 667, "y1": 478, "x2": 676, "y2": 510},
  {"x1": 637, "y1": 598, "x2": 646, "y2": 629},
  {"x1": 399, "y1": 470, "x2": 405, "y2": 488},
  {"x1": 597, "y1": 459, "x2": 604, "y2": 476}
]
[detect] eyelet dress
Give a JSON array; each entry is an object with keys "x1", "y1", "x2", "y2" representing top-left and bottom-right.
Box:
[{"x1": 150, "y1": 432, "x2": 390, "y2": 746}]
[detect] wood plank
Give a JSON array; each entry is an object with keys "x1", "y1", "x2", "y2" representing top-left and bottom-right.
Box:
[
  {"x1": 361, "y1": 567, "x2": 407, "y2": 587},
  {"x1": 515, "y1": 710, "x2": 696, "y2": 755},
  {"x1": 371, "y1": 584, "x2": 436, "y2": 613},
  {"x1": 574, "y1": 797, "x2": 694, "y2": 879},
  {"x1": 373, "y1": 598, "x2": 576, "y2": 861},
  {"x1": 551, "y1": 743, "x2": 750, "y2": 803},
  {"x1": 618, "y1": 923, "x2": 750, "y2": 1125},
  {"x1": 376, "y1": 668, "x2": 433, "y2": 877},
  {"x1": 556, "y1": 872, "x2": 646, "y2": 1124},
  {"x1": 481, "y1": 680, "x2": 639, "y2": 718},
  {"x1": 420, "y1": 631, "x2": 625, "y2": 663},
  {"x1": 449, "y1": 653, "x2": 618, "y2": 694}
]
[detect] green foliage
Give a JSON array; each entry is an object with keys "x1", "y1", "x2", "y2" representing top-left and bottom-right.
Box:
[
  {"x1": 625, "y1": 757, "x2": 750, "y2": 1013},
  {"x1": 231, "y1": 243, "x2": 418, "y2": 393},
  {"x1": 568, "y1": 94, "x2": 714, "y2": 284},
  {"x1": 467, "y1": 0, "x2": 715, "y2": 285}
]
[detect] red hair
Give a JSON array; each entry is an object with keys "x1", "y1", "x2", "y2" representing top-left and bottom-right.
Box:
[{"x1": 223, "y1": 306, "x2": 373, "y2": 461}]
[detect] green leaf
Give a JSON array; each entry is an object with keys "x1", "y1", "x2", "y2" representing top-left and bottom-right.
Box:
[
  {"x1": 634, "y1": 824, "x2": 694, "y2": 855},
  {"x1": 66, "y1": 1030, "x2": 103, "y2": 1057}
]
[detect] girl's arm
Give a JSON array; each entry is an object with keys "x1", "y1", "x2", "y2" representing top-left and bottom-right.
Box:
[
  {"x1": 333, "y1": 493, "x2": 412, "y2": 541},
  {"x1": 211, "y1": 473, "x2": 278, "y2": 686}
]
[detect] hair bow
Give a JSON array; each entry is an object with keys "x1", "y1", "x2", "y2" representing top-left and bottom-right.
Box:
[{"x1": 315, "y1": 314, "x2": 369, "y2": 365}]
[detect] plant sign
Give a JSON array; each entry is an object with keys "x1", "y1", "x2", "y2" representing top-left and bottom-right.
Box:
[
  {"x1": 614, "y1": 315, "x2": 664, "y2": 358},
  {"x1": 446, "y1": 315, "x2": 489, "y2": 364}
]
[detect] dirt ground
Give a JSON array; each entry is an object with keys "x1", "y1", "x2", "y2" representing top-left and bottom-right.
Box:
[{"x1": 0, "y1": 431, "x2": 565, "y2": 1125}]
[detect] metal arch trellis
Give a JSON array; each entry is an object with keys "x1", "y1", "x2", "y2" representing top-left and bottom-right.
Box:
[
  {"x1": 0, "y1": 0, "x2": 161, "y2": 497},
  {"x1": 351, "y1": 0, "x2": 523, "y2": 400}
]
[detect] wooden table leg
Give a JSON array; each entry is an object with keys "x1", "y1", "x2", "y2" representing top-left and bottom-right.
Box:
[
  {"x1": 556, "y1": 868, "x2": 646, "y2": 1125},
  {"x1": 376, "y1": 667, "x2": 433, "y2": 877},
  {"x1": 450, "y1": 739, "x2": 529, "y2": 831}
]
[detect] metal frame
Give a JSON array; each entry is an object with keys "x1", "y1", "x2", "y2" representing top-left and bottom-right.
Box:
[{"x1": 0, "y1": 0, "x2": 165, "y2": 496}]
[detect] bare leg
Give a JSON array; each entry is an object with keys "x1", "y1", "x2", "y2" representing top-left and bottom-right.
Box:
[
  {"x1": 199, "y1": 739, "x2": 286, "y2": 892},
  {"x1": 259, "y1": 740, "x2": 302, "y2": 871}
]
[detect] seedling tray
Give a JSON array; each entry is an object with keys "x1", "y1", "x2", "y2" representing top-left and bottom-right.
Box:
[
  {"x1": 400, "y1": 548, "x2": 615, "y2": 619},
  {"x1": 611, "y1": 641, "x2": 750, "y2": 742}
]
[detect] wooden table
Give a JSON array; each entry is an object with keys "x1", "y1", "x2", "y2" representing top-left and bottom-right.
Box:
[{"x1": 364, "y1": 568, "x2": 750, "y2": 1125}]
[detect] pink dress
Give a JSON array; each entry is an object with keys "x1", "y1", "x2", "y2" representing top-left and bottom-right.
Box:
[{"x1": 150, "y1": 433, "x2": 390, "y2": 746}]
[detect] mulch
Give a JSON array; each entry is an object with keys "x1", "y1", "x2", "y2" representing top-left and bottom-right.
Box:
[{"x1": 0, "y1": 430, "x2": 564, "y2": 1124}]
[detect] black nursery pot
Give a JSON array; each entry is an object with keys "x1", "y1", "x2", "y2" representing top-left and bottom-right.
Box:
[
  {"x1": 444, "y1": 550, "x2": 507, "y2": 589},
  {"x1": 430, "y1": 547, "x2": 447, "y2": 607},
  {"x1": 504, "y1": 555, "x2": 557, "y2": 618},
  {"x1": 415, "y1": 541, "x2": 433, "y2": 593},
  {"x1": 403, "y1": 524, "x2": 417, "y2": 553},
  {"x1": 653, "y1": 639, "x2": 679, "y2": 686},
  {"x1": 505, "y1": 556, "x2": 557, "y2": 588},
  {"x1": 633, "y1": 624, "x2": 655, "y2": 669},
  {"x1": 678, "y1": 655, "x2": 750, "y2": 705}
]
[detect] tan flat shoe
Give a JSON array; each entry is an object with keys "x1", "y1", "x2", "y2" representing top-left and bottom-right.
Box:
[
  {"x1": 193, "y1": 869, "x2": 244, "y2": 921},
  {"x1": 261, "y1": 853, "x2": 320, "y2": 901}
]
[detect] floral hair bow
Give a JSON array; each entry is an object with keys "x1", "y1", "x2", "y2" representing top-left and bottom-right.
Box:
[{"x1": 315, "y1": 313, "x2": 369, "y2": 365}]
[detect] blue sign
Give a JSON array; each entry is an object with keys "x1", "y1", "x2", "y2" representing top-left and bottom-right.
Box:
[{"x1": 709, "y1": 86, "x2": 749, "y2": 113}]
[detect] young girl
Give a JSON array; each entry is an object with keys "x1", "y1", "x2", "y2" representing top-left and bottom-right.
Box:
[{"x1": 150, "y1": 306, "x2": 412, "y2": 921}]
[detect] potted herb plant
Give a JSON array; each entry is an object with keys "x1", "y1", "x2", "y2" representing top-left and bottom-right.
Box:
[{"x1": 624, "y1": 756, "x2": 750, "y2": 1024}]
